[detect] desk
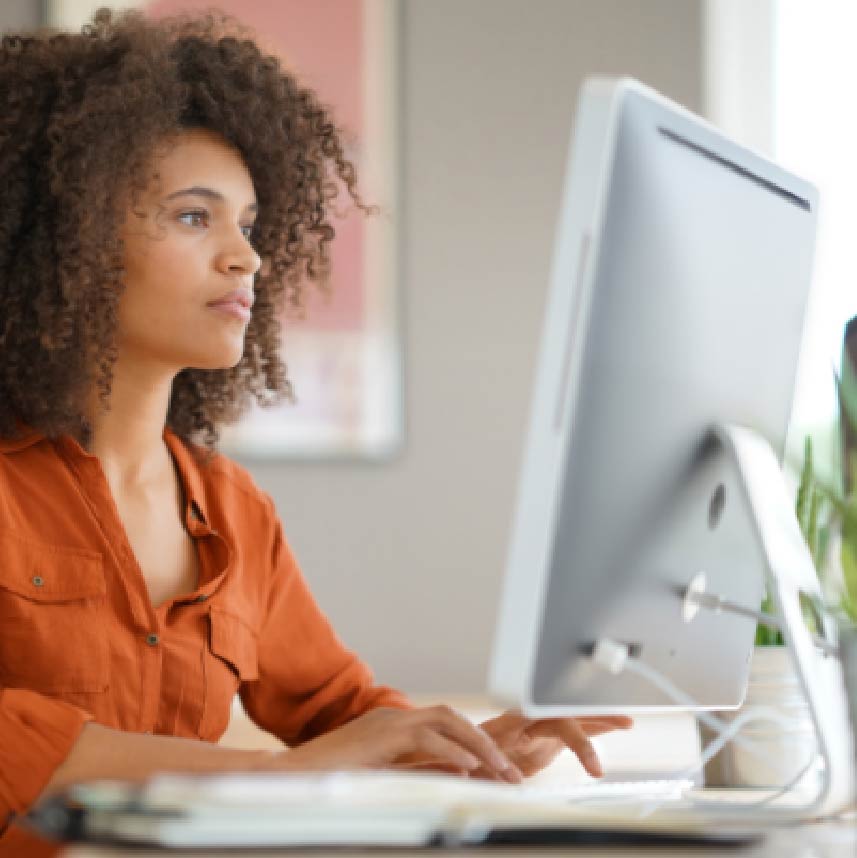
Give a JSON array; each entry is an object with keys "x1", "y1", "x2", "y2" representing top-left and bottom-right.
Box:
[
  {"x1": 45, "y1": 697, "x2": 857, "y2": 857},
  {"x1": 60, "y1": 821, "x2": 857, "y2": 858}
]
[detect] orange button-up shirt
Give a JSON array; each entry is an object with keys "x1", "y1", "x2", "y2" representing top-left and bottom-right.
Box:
[{"x1": 0, "y1": 424, "x2": 409, "y2": 847}]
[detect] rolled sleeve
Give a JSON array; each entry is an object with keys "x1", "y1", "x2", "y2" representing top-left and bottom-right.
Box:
[{"x1": 0, "y1": 688, "x2": 93, "y2": 821}]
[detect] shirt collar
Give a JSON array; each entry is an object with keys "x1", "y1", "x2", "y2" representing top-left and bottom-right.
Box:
[
  {"x1": 0, "y1": 421, "x2": 211, "y2": 528},
  {"x1": 163, "y1": 426, "x2": 211, "y2": 528},
  {"x1": 0, "y1": 420, "x2": 43, "y2": 453}
]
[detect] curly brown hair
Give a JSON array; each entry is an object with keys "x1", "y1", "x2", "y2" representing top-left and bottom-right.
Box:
[{"x1": 0, "y1": 6, "x2": 368, "y2": 456}]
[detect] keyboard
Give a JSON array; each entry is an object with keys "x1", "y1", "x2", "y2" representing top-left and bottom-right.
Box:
[
  {"x1": 48, "y1": 773, "x2": 701, "y2": 849},
  {"x1": 510, "y1": 776, "x2": 695, "y2": 804},
  {"x1": 135, "y1": 770, "x2": 695, "y2": 809}
]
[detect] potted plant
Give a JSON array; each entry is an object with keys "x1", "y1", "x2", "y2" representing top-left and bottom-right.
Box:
[
  {"x1": 707, "y1": 437, "x2": 824, "y2": 789},
  {"x1": 809, "y1": 327, "x2": 857, "y2": 759},
  {"x1": 707, "y1": 326, "x2": 857, "y2": 788},
  {"x1": 701, "y1": 435, "x2": 824, "y2": 787},
  {"x1": 782, "y1": 327, "x2": 857, "y2": 637}
]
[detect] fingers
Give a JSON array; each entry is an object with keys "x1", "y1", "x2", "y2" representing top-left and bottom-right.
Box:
[
  {"x1": 508, "y1": 741, "x2": 566, "y2": 777},
  {"x1": 418, "y1": 706, "x2": 524, "y2": 783},
  {"x1": 412, "y1": 731, "x2": 483, "y2": 773},
  {"x1": 577, "y1": 715, "x2": 634, "y2": 729},
  {"x1": 574, "y1": 722, "x2": 622, "y2": 738},
  {"x1": 574, "y1": 716, "x2": 634, "y2": 737},
  {"x1": 478, "y1": 713, "x2": 522, "y2": 734},
  {"x1": 528, "y1": 718, "x2": 603, "y2": 778},
  {"x1": 390, "y1": 750, "x2": 470, "y2": 777}
]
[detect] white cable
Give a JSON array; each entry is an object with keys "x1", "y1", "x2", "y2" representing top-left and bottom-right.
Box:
[
  {"x1": 623, "y1": 653, "x2": 812, "y2": 762},
  {"x1": 676, "y1": 705, "x2": 817, "y2": 810},
  {"x1": 694, "y1": 756, "x2": 818, "y2": 813},
  {"x1": 686, "y1": 591, "x2": 837, "y2": 656},
  {"x1": 589, "y1": 639, "x2": 822, "y2": 815},
  {"x1": 688, "y1": 704, "x2": 811, "y2": 777}
]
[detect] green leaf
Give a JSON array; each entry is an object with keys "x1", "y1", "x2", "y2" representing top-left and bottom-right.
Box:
[
  {"x1": 808, "y1": 487, "x2": 821, "y2": 566},
  {"x1": 842, "y1": 540, "x2": 857, "y2": 623},
  {"x1": 756, "y1": 591, "x2": 785, "y2": 645},
  {"x1": 796, "y1": 435, "x2": 813, "y2": 534},
  {"x1": 816, "y1": 523, "x2": 831, "y2": 578}
]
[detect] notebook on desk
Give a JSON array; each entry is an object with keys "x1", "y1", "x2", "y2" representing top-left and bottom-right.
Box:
[{"x1": 25, "y1": 770, "x2": 766, "y2": 850}]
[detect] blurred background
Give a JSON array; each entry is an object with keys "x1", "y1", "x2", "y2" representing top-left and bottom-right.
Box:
[{"x1": 3, "y1": 0, "x2": 856, "y2": 694}]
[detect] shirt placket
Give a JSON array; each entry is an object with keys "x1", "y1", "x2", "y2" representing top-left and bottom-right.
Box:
[
  {"x1": 153, "y1": 500, "x2": 233, "y2": 737},
  {"x1": 56, "y1": 438, "x2": 166, "y2": 732}
]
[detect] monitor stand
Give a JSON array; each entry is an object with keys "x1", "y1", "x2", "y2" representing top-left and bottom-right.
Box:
[{"x1": 713, "y1": 423, "x2": 855, "y2": 817}]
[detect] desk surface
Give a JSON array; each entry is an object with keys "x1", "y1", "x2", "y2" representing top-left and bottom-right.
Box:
[
  {"x1": 60, "y1": 819, "x2": 857, "y2": 858},
  {"x1": 46, "y1": 696, "x2": 857, "y2": 857}
]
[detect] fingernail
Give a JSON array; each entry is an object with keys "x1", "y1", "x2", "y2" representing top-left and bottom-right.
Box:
[
  {"x1": 586, "y1": 753, "x2": 603, "y2": 778},
  {"x1": 504, "y1": 764, "x2": 524, "y2": 784},
  {"x1": 462, "y1": 753, "x2": 480, "y2": 770}
]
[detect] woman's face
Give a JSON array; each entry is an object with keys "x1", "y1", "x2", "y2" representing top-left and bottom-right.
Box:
[{"x1": 116, "y1": 128, "x2": 261, "y2": 373}]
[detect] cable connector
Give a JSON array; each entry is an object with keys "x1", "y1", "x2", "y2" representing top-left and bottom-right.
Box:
[{"x1": 591, "y1": 638, "x2": 631, "y2": 674}]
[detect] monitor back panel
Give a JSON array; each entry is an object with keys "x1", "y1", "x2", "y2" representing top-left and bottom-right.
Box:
[{"x1": 492, "y1": 79, "x2": 818, "y2": 713}]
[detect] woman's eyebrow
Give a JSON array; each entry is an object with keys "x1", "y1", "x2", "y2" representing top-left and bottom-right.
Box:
[{"x1": 164, "y1": 185, "x2": 258, "y2": 212}]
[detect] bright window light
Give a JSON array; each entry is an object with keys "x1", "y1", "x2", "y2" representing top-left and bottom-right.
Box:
[{"x1": 776, "y1": 1, "x2": 857, "y2": 472}]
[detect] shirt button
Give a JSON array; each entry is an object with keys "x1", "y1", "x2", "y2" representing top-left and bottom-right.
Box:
[
  {"x1": 32, "y1": 576, "x2": 44, "y2": 587},
  {"x1": 146, "y1": 633, "x2": 160, "y2": 646}
]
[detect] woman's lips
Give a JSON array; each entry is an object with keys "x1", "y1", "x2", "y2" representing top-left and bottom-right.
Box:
[{"x1": 207, "y1": 300, "x2": 252, "y2": 322}]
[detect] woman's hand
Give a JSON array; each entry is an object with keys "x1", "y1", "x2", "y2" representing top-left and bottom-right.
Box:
[
  {"x1": 259, "y1": 706, "x2": 525, "y2": 782},
  {"x1": 477, "y1": 712, "x2": 634, "y2": 778}
]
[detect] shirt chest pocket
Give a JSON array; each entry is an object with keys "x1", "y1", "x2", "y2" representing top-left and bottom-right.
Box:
[
  {"x1": 199, "y1": 606, "x2": 258, "y2": 741},
  {"x1": 0, "y1": 530, "x2": 108, "y2": 693}
]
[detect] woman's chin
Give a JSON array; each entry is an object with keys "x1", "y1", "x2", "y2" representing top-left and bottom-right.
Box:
[{"x1": 185, "y1": 349, "x2": 245, "y2": 372}]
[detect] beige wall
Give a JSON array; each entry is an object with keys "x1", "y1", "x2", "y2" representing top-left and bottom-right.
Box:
[
  {"x1": 1, "y1": 0, "x2": 40, "y2": 30},
  {"x1": 243, "y1": 0, "x2": 706, "y2": 694}
]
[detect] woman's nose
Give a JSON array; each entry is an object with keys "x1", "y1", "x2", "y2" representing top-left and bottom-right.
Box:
[{"x1": 216, "y1": 233, "x2": 261, "y2": 276}]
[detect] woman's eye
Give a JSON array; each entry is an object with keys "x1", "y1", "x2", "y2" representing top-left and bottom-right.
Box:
[
  {"x1": 178, "y1": 210, "x2": 255, "y2": 241},
  {"x1": 178, "y1": 210, "x2": 208, "y2": 228}
]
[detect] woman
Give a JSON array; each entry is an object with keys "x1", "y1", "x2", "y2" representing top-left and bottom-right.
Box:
[{"x1": 0, "y1": 7, "x2": 630, "y2": 851}]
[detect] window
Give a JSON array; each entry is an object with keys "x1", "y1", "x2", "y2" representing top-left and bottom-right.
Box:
[
  {"x1": 705, "y1": 0, "x2": 857, "y2": 472},
  {"x1": 773, "y1": 1, "x2": 857, "y2": 467}
]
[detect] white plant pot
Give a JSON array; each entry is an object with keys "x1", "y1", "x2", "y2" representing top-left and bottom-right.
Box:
[
  {"x1": 840, "y1": 623, "x2": 857, "y2": 772},
  {"x1": 702, "y1": 645, "x2": 818, "y2": 788}
]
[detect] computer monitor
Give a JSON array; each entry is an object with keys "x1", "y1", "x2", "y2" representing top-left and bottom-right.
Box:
[{"x1": 489, "y1": 78, "x2": 819, "y2": 716}]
